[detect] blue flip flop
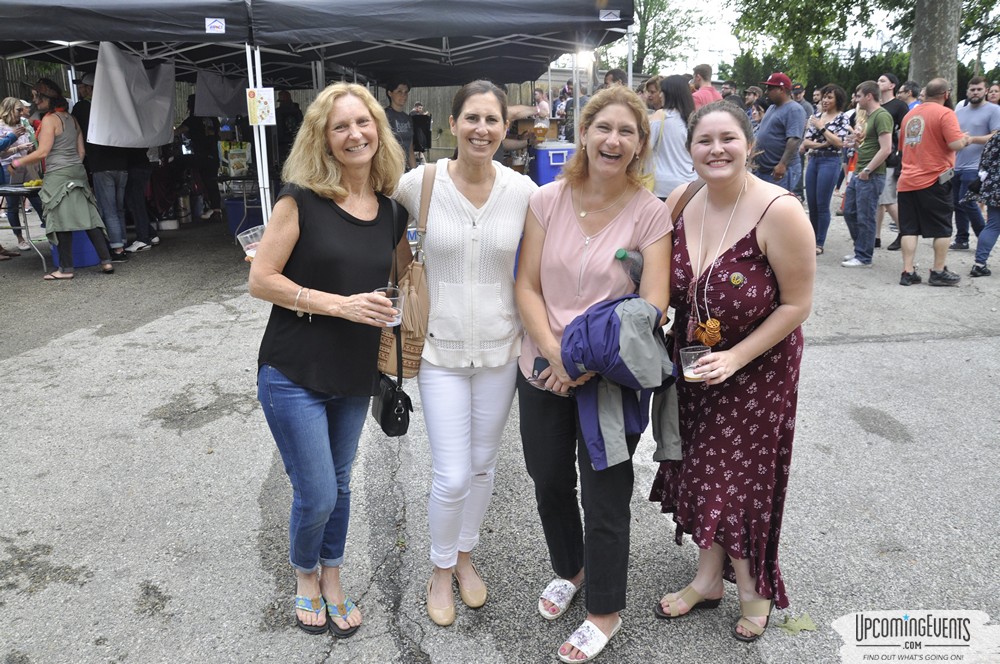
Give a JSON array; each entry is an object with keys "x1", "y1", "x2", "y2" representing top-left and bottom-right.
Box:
[
  {"x1": 326, "y1": 597, "x2": 360, "y2": 638},
  {"x1": 293, "y1": 595, "x2": 328, "y2": 635}
]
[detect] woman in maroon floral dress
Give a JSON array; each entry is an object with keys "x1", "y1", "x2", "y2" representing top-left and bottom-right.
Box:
[{"x1": 648, "y1": 101, "x2": 815, "y2": 642}]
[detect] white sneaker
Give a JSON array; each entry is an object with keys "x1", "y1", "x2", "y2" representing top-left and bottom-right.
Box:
[
  {"x1": 17, "y1": 240, "x2": 31, "y2": 251},
  {"x1": 200, "y1": 209, "x2": 215, "y2": 220},
  {"x1": 842, "y1": 254, "x2": 853, "y2": 261},
  {"x1": 841, "y1": 257, "x2": 872, "y2": 268},
  {"x1": 125, "y1": 240, "x2": 151, "y2": 253},
  {"x1": 150, "y1": 236, "x2": 160, "y2": 245}
]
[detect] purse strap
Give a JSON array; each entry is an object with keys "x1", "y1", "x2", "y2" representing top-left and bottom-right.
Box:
[
  {"x1": 415, "y1": 162, "x2": 436, "y2": 255},
  {"x1": 671, "y1": 179, "x2": 706, "y2": 224},
  {"x1": 388, "y1": 198, "x2": 405, "y2": 389}
]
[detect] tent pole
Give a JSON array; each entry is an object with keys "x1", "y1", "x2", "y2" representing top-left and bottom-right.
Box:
[
  {"x1": 68, "y1": 65, "x2": 79, "y2": 106},
  {"x1": 573, "y1": 51, "x2": 579, "y2": 141},
  {"x1": 246, "y1": 44, "x2": 272, "y2": 224},
  {"x1": 547, "y1": 65, "x2": 552, "y2": 120},
  {"x1": 627, "y1": 25, "x2": 635, "y2": 88},
  {"x1": 253, "y1": 46, "x2": 272, "y2": 219}
]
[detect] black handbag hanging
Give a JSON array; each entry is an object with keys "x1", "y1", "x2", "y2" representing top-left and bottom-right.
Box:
[{"x1": 372, "y1": 201, "x2": 413, "y2": 436}]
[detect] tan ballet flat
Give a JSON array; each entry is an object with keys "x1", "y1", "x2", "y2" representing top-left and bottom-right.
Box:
[
  {"x1": 454, "y1": 564, "x2": 487, "y2": 609},
  {"x1": 426, "y1": 577, "x2": 455, "y2": 626}
]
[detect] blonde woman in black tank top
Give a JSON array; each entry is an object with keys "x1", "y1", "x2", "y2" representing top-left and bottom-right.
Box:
[{"x1": 249, "y1": 83, "x2": 407, "y2": 637}]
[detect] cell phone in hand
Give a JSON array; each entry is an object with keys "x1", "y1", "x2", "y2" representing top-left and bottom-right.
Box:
[{"x1": 532, "y1": 357, "x2": 550, "y2": 379}]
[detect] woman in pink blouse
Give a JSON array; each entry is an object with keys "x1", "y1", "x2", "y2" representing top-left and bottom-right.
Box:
[{"x1": 515, "y1": 86, "x2": 672, "y2": 663}]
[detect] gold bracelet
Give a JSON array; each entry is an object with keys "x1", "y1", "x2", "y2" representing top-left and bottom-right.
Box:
[{"x1": 294, "y1": 287, "x2": 304, "y2": 317}]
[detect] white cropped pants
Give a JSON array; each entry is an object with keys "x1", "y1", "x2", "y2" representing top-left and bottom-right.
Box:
[{"x1": 417, "y1": 358, "x2": 517, "y2": 569}]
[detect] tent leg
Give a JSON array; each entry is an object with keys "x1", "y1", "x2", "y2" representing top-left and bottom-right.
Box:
[{"x1": 245, "y1": 44, "x2": 272, "y2": 224}]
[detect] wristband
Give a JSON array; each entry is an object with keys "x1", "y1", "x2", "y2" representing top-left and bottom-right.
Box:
[{"x1": 12, "y1": 158, "x2": 19, "y2": 169}]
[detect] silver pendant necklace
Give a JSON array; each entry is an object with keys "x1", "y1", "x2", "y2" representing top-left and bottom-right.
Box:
[{"x1": 575, "y1": 185, "x2": 628, "y2": 218}]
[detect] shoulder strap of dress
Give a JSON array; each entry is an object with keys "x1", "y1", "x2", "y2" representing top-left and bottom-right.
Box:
[
  {"x1": 671, "y1": 179, "x2": 705, "y2": 224},
  {"x1": 756, "y1": 192, "x2": 797, "y2": 225}
]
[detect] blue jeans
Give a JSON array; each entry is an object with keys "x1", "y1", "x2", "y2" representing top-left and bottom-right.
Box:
[
  {"x1": 257, "y1": 364, "x2": 370, "y2": 572},
  {"x1": 952, "y1": 169, "x2": 985, "y2": 244},
  {"x1": 975, "y1": 206, "x2": 999, "y2": 266},
  {"x1": 806, "y1": 154, "x2": 841, "y2": 247},
  {"x1": 757, "y1": 158, "x2": 803, "y2": 194},
  {"x1": 842, "y1": 173, "x2": 886, "y2": 264},
  {"x1": 92, "y1": 170, "x2": 128, "y2": 249}
]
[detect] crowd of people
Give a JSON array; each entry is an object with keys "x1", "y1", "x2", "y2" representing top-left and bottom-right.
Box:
[
  {"x1": 247, "y1": 73, "x2": 816, "y2": 663},
  {"x1": 0, "y1": 77, "x2": 240, "y2": 277},
  {"x1": 5, "y1": 60, "x2": 990, "y2": 661},
  {"x1": 623, "y1": 66, "x2": 999, "y2": 285}
]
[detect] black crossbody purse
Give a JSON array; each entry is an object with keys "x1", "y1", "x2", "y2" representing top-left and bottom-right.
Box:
[{"x1": 371, "y1": 200, "x2": 413, "y2": 437}]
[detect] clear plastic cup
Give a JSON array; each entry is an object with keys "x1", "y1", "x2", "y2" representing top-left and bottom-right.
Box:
[
  {"x1": 237, "y1": 225, "x2": 265, "y2": 257},
  {"x1": 375, "y1": 286, "x2": 405, "y2": 327},
  {"x1": 680, "y1": 345, "x2": 711, "y2": 382}
]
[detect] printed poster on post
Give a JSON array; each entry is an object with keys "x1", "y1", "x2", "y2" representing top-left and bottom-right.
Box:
[{"x1": 247, "y1": 88, "x2": 276, "y2": 126}]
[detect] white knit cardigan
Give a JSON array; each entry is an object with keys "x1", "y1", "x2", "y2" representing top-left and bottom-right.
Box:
[{"x1": 395, "y1": 158, "x2": 537, "y2": 368}]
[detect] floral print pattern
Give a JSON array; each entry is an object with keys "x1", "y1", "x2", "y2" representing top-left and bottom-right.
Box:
[
  {"x1": 804, "y1": 111, "x2": 851, "y2": 156},
  {"x1": 648, "y1": 210, "x2": 803, "y2": 610}
]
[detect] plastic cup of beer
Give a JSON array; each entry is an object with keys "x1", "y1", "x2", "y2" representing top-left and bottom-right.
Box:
[
  {"x1": 375, "y1": 286, "x2": 405, "y2": 327},
  {"x1": 680, "y1": 345, "x2": 711, "y2": 382},
  {"x1": 237, "y1": 225, "x2": 265, "y2": 258}
]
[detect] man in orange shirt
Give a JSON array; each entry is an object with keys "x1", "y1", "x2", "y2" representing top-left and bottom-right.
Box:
[
  {"x1": 691, "y1": 64, "x2": 722, "y2": 109},
  {"x1": 896, "y1": 78, "x2": 971, "y2": 286}
]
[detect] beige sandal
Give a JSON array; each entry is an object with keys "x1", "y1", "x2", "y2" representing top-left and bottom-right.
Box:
[
  {"x1": 654, "y1": 585, "x2": 722, "y2": 619},
  {"x1": 733, "y1": 598, "x2": 773, "y2": 642}
]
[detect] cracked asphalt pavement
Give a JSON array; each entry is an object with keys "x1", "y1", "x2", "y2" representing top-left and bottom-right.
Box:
[{"x1": 1, "y1": 215, "x2": 998, "y2": 663}]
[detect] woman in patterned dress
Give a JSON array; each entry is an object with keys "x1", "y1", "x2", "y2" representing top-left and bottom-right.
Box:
[
  {"x1": 648, "y1": 101, "x2": 815, "y2": 642},
  {"x1": 802, "y1": 84, "x2": 851, "y2": 255}
]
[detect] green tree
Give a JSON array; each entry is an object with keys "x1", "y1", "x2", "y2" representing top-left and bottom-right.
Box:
[
  {"x1": 719, "y1": 45, "x2": 910, "y2": 100},
  {"x1": 728, "y1": 0, "x2": 978, "y2": 89},
  {"x1": 886, "y1": 0, "x2": 999, "y2": 75},
  {"x1": 599, "y1": 0, "x2": 700, "y2": 76}
]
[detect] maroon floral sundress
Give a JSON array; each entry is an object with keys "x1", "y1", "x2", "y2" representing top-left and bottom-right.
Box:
[{"x1": 648, "y1": 202, "x2": 803, "y2": 609}]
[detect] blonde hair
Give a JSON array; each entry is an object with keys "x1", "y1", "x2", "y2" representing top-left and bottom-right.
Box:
[
  {"x1": 559, "y1": 86, "x2": 651, "y2": 189},
  {"x1": 281, "y1": 83, "x2": 405, "y2": 200},
  {"x1": 0, "y1": 97, "x2": 22, "y2": 126}
]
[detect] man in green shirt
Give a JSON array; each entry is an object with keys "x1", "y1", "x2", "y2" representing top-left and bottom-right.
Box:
[{"x1": 842, "y1": 80, "x2": 893, "y2": 267}]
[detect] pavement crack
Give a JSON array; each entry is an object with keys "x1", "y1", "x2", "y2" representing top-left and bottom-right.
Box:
[
  {"x1": 808, "y1": 329, "x2": 1000, "y2": 346},
  {"x1": 362, "y1": 432, "x2": 431, "y2": 663}
]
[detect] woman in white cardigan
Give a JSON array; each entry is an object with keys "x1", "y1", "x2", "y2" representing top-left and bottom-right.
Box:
[{"x1": 394, "y1": 80, "x2": 537, "y2": 626}]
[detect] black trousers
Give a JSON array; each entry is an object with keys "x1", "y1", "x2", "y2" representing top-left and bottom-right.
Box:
[
  {"x1": 517, "y1": 371, "x2": 639, "y2": 614},
  {"x1": 55, "y1": 228, "x2": 111, "y2": 271}
]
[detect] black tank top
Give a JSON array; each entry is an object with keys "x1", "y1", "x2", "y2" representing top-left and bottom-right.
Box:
[{"x1": 257, "y1": 184, "x2": 407, "y2": 396}]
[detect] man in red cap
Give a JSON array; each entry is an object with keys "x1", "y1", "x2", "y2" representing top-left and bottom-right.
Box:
[{"x1": 754, "y1": 73, "x2": 806, "y2": 193}]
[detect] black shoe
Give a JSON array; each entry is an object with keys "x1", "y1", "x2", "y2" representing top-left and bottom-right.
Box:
[
  {"x1": 111, "y1": 250, "x2": 129, "y2": 263},
  {"x1": 928, "y1": 266, "x2": 961, "y2": 286},
  {"x1": 874, "y1": 238, "x2": 882, "y2": 248},
  {"x1": 949, "y1": 241, "x2": 970, "y2": 251},
  {"x1": 899, "y1": 270, "x2": 922, "y2": 286},
  {"x1": 970, "y1": 264, "x2": 992, "y2": 277},
  {"x1": 886, "y1": 237, "x2": 901, "y2": 251}
]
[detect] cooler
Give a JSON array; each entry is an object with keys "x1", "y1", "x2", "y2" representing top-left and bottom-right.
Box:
[
  {"x1": 530, "y1": 141, "x2": 575, "y2": 186},
  {"x1": 225, "y1": 197, "x2": 264, "y2": 237},
  {"x1": 50, "y1": 230, "x2": 101, "y2": 269}
]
